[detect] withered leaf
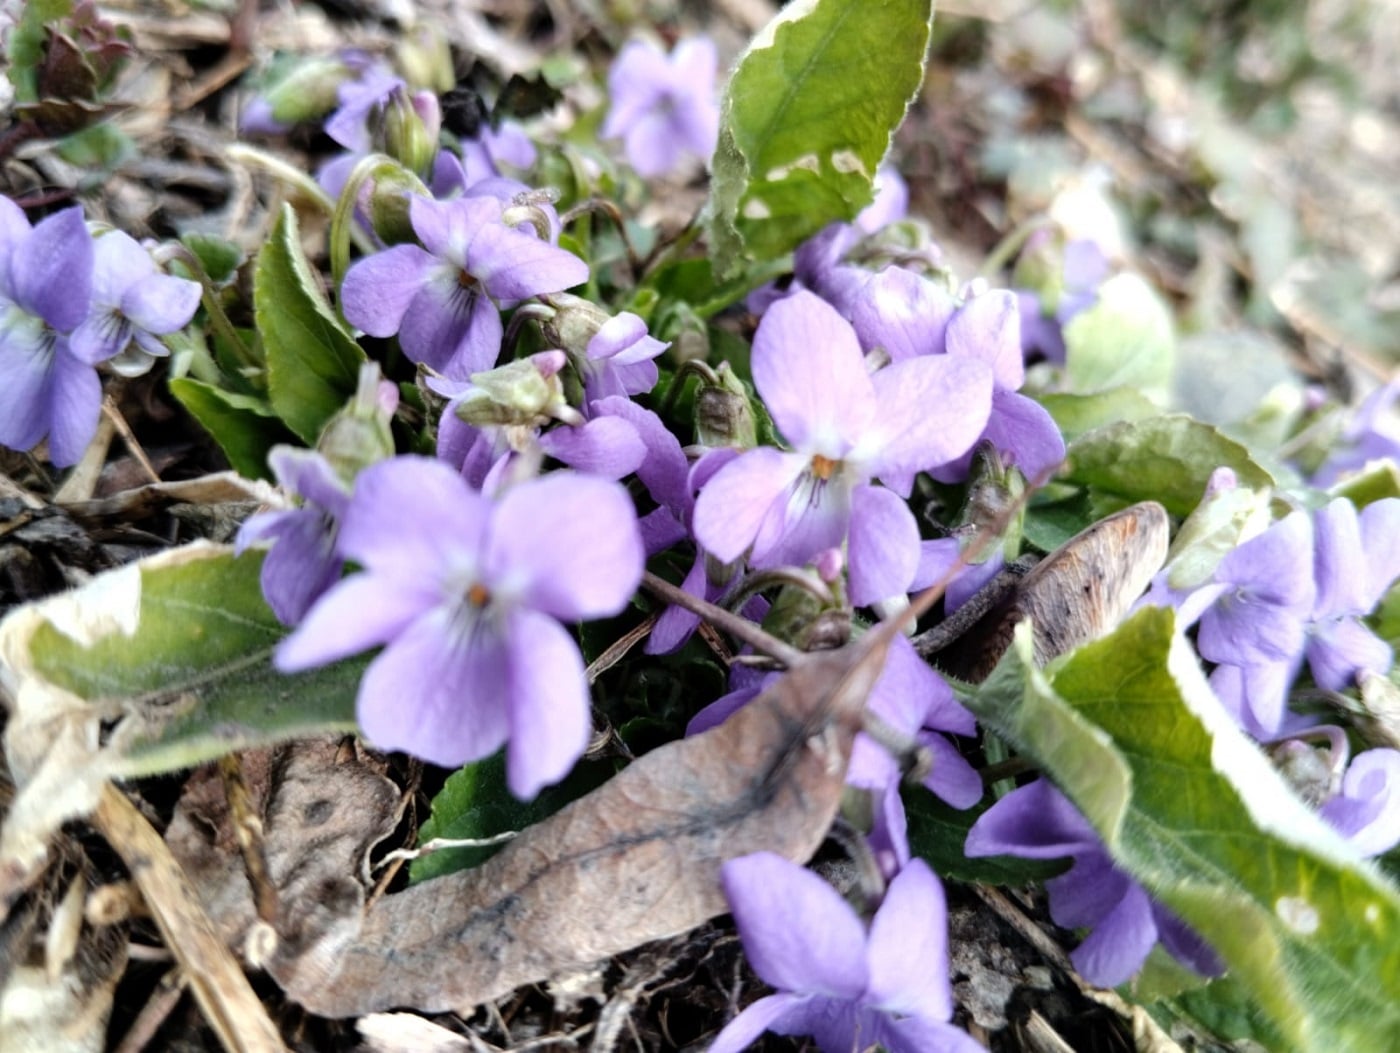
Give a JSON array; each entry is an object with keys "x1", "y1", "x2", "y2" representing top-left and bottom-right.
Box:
[
  {"x1": 266, "y1": 637, "x2": 893, "y2": 1017},
  {"x1": 928, "y1": 502, "x2": 1169, "y2": 683}
]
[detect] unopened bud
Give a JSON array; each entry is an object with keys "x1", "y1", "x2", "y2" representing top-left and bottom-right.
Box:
[
  {"x1": 366, "y1": 162, "x2": 432, "y2": 245},
  {"x1": 378, "y1": 87, "x2": 440, "y2": 178},
  {"x1": 317, "y1": 362, "x2": 398, "y2": 482},
  {"x1": 541, "y1": 292, "x2": 612, "y2": 354},
  {"x1": 695, "y1": 361, "x2": 757, "y2": 450},
  {"x1": 393, "y1": 26, "x2": 455, "y2": 93},
  {"x1": 263, "y1": 56, "x2": 352, "y2": 127},
  {"x1": 454, "y1": 351, "x2": 571, "y2": 427}
]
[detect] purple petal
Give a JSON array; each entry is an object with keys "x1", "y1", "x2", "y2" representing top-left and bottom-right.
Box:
[
  {"x1": 1209, "y1": 659, "x2": 1297, "y2": 738},
  {"x1": 275, "y1": 573, "x2": 435, "y2": 671},
  {"x1": 1152, "y1": 904, "x2": 1223, "y2": 977},
  {"x1": 751, "y1": 290, "x2": 875, "y2": 452},
  {"x1": 965, "y1": 779, "x2": 1100, "y2": 858},
  {"x1": 686, "y1": 682, "x2": 764, "y2": 736},
  {"x1": 341, "y1": 245, "x2": 437, "y2": 337},
  {"x1": 356, "y1": 608, "x2": 512, "y2": 767},
  {"x1": 15, "y1": 207, "x2": 92, "y2": 331},
  {"x1": 538, "y1": 416, "x2": 646, "y2": 479},
  {"x1": 692, "y1": 447, "x2": 808, "y2": 563},
  {"x1": 0, "y1": 326, "x2": 54, "y2": 453},
  {"x1": 981, "y1": 389, "x2": 1065, "y2": 483},
  {"x1": 504, "y1": 609, "x2": 591, "y2": 797},
  {"x1": 338, "y1": 455, "x2": 489, "y2": 577},
  {"x1": 602, "y1": 40, "x2": 670, "y2": 139},
  {"x1": 623, "y1": 112, "x2": 684, "y2": 177},
  {"x1": 708, "y1": 994, "x2": 813, "y2": 1053},
  {"x1": 861, "y1": 356, "x2": 994, "y2": 479},
  {"x1": 122, "y1": 272, "x2": 201, "y2": 334},
  {"x1": 1360, "y1": 499, "x2": 1400, "y2": 604},
  {"x1": 487, "y1": 472, "x2": 642, "y2": 620},
  {"x1": 866, "y1": 634, "x2": 945, "y2": 733},
  {"x1": 946, "y1": 290, "x2": 1024, "y2": 391},
  {"x1": 1320, "y1": 748, "x2": 1400, "y2": 856},
  {"x1": 919, "y1": 733, "x2": 984, "y2": 809},
  {"x1": 881, "y1": 1016, "x2": 987, "y2": 1053},
  {"x1": 394, "y1": 276, "x2": 487, "y2": 372},
  {"x1": 1046, "y1": 851, "x2": 1130, "y2": 928},
  {"x1": 847, "y1": 484, "x2": 920, "y2": 606},
  {"x1": 268, "y1": 446, "x2": 351, "y2": 517},
  {"x1": 593, "y1": 397, "x2": 690, "y2": 517},
  {"x1": 1307, "y1": 617, "x2": 1391, "y2": 692},
  {"x1": 750, "y1": 470, "x2": 851, "y2": 571},
  {"x1": 867, "y1": 859, "x2": 953, "y2": 1019},
  {"x1": 475, "y1": 223, "x2": 589, "y2": 302},
  {"x1": 721, "y1": 852, "x2": 869, "y2": 997},
  {"x1": 1065, "y1": 879, "x2": 1157, "y2": 987},
  {"x1": 1312, "y1": 499, "x2": 1368, "y2": 617},
  {"x1": 671, "y1": 94, "x2": 719, "y2": 162},
  {"x1": 258, "y1": 509, "x2": 342, "y2": 624},
  {"x1": 850, "y1": 266, "x2": 956, "y2": 360},
  {"x1": 46, "y1": 349, "x2": 102, "y2": 467},
  {"x1": 89, "y1": 230, "x2": 154, "y2": 304},
  {"x1": 647, "y1": 557, "x2": 710, "y2": 656}
]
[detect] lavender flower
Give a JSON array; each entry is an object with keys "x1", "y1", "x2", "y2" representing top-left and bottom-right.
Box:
[
  {"x1": 276, "y1": 457, "x2": 643, "y2": 797},
  {"x1": 713, "y1": 853, "x2": 982, "y2": 1053},
  {"x1": 692, "y1": 290, "x2": 993, "y2": 607},
  {"x1": 601, "y1": 37, "x2": 720, "y2": 178},
  {"x1": 854, "y1": 281, "x2": 1066, "y2": 485},
  {"x1": 340, "y1": 190, "x2": 588, "y2": 378},
  {"x1": 0, "y1": 200, "x2": 98, "y2": 467},
  {"x1": 1312, "y1": 379, "x2": 1400, "y2": 487},
  {"x1": 235, "y1": 447, "x2": 353, "y2": 625},
  {"x1": 69, "y1": 229, "x2": 200, "y2": 377},
  {"x1": 966, "y1": 779, "x2": 1220, "y2": 987}
]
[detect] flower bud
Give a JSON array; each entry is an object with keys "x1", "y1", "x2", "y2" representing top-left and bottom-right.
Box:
[
  {"x1": 695, "y1": 361, "x2": 757, "y2": 450},
  {"x1": 366, "y1": 163, "x2": 432, "y2": 245},
  {"x1": 377, "y1": 87, "x2": 441, "y2": 179},
  {"x1": 262, "y1": 56, "x2": 352, "y2": 127},
  {"x1": 317, "y1": 362, "x2": 398, "y2": 483},
  {"x1": 453, "y1": 352, "x2": 571, "y2": 427},
  {"x1": 762, "y1": 578, "x2": 850, "y2": 652},
  {"x1": 541, "y1": 292, "x2": 612, "y2": 354},
  {"x1": 393, "y1": 26, "x2": 455, "y2": 93}
]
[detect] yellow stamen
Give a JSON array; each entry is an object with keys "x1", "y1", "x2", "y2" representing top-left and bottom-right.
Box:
[
  {"x1": 467, "y1": 582, "x2": 491, "y2": 607},
  {"x1": 810, "y1": 454, "x2": 838, "y2": 480}
]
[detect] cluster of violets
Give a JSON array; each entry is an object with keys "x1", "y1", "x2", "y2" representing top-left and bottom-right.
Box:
[
  {"x1": 0, "y1": 197, "x2": 200, "y2": 466},
  {"x1": 9, "y1": 29, "x2": 1400, "y2": 1051}
]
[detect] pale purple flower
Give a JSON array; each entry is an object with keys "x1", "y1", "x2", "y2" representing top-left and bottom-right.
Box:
[
  {"x1": 276, "y1": 457, "x2": 643, "y2": 797},
  {"x1": 68, "y1": 229, "x2": 200, "y2": 377},
  {"x1": 340, "y1": 191, "x2": 588, "y2": 378},
  {"x1": 0, "y1": 200, "x2": 98, "y2": 467},
  {"x1": 1312, "y1": 379, "x2": 1400, "y2": 487},
  {"x1": 235, "y1": 447, "x2": 351, "y2": 625},
  {"x1": 1305, "y1": 498, "x2": 1400, "y2": 692},
  {"x1": 602, "y1": 37, "x2": 719, "y2": 178},
  {"x1": 575, "y1": 312, "x2": 668, "y2": 407},
  {"x1": 966, "y1": 779, "x2": 1220, "y2": 987},
  {"x1": 855, "y1": 281, "x2": 1066, "y2": 485},
  {"x1": 713, "y1": 854, "x2": 982, "y2": 1053},
  {"x1": 692, "y1": 290, "x2": 994, "y2": 607},
  {"x1": 324, "y1": 65, "x2": 406, "y2": 152},
  {"x1": 1017, "y1": 237, "x2": 1108, "y2": 364}
]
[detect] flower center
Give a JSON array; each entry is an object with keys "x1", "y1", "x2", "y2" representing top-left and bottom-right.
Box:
[
  {"x1": 810, "y1": 454, "x2": 839, "y2": 480},
  {"x1": 458, "y1": 269, "x2": 479, "y2": 289},
  {"x1": 466, "y1": 582, "x2": 491, "y2": 607}
]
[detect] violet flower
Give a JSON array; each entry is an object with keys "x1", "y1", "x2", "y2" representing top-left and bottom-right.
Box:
[
  {"x1": 0, "y1": 200, "x2": 98, "y2": 467},
  {"x1": 1312, "y1": 379, "x2": 1400, "y2": 487},
  {"x1": 69, "y1": 229, "x2": 200, "y2": 377},
  {"x1": 574, "y1": 311, "x2": 668, "y2": 407},
  {"x1": 601, "y1": 37, "x2": 720, "y2": 178},
  {"x1": 235, "y1": 447, "x2": 352, "y2": 625},
  {"x1": 713, "y1": 853, "x2": 982, "y2": 1053},
  {"x1": 692, "y1": 290, "x2": 994, "y2": 607},
  {"x1": 854, "y1": 280, "x2": 1066, "y2": 486},
  {"x1": 966, "y1": 779, "x2": 1220, "y2": 988},
  {"x1": 1319, "y1": 748, "x2": 1400, "y2": 857},
  {"x1": 276, "y1": 457, "x2": 643, "y2": 798},
  {"x1": 340, "y1": 191, "x2": 588, "y2": 378}
]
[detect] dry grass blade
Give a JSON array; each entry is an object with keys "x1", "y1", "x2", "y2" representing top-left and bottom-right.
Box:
[{"x1": 91, "y1": 786, "x2": 287, "y2": 1053}]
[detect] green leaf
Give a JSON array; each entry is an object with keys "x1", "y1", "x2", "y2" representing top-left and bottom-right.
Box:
[
  {"x1": 968, "y1": 611, "x2": 1400, "y2": 1053},
  {"x1": 707, "y1": 0, "x2": 934, "y2": 277},
  {"x1": 1039, "y1": 387, "x2": 1160, "y2": 442},
  {"x1": 1062, "y1": 273, "x2": 1175, "y2": 400},
  {"x1": 167, "y1": 377, "x2": 296, "y2": 480},
  {"x1": 9, "y1": 544, "x2": 362, "y2": 776},
  {"x1": 181, "y1": 232, "x2": 245, "y2": 285},
  {"x1": 55, "y1": 123, "x2": 134, "y2": 169},
  {"x1": 255, "y1": 203, "x2": 365, "y2": 444},
  {"x1": 412, "y1": 752, "x2": 612, "y2": 883},
  {"x1": 1061, "y1": 414, "x2": 1275, "y2": 517}
]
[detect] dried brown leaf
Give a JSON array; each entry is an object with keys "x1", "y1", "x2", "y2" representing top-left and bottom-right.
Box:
[{"x1": 266, "y1": 637, "x2": 894, "y2": 1017}]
